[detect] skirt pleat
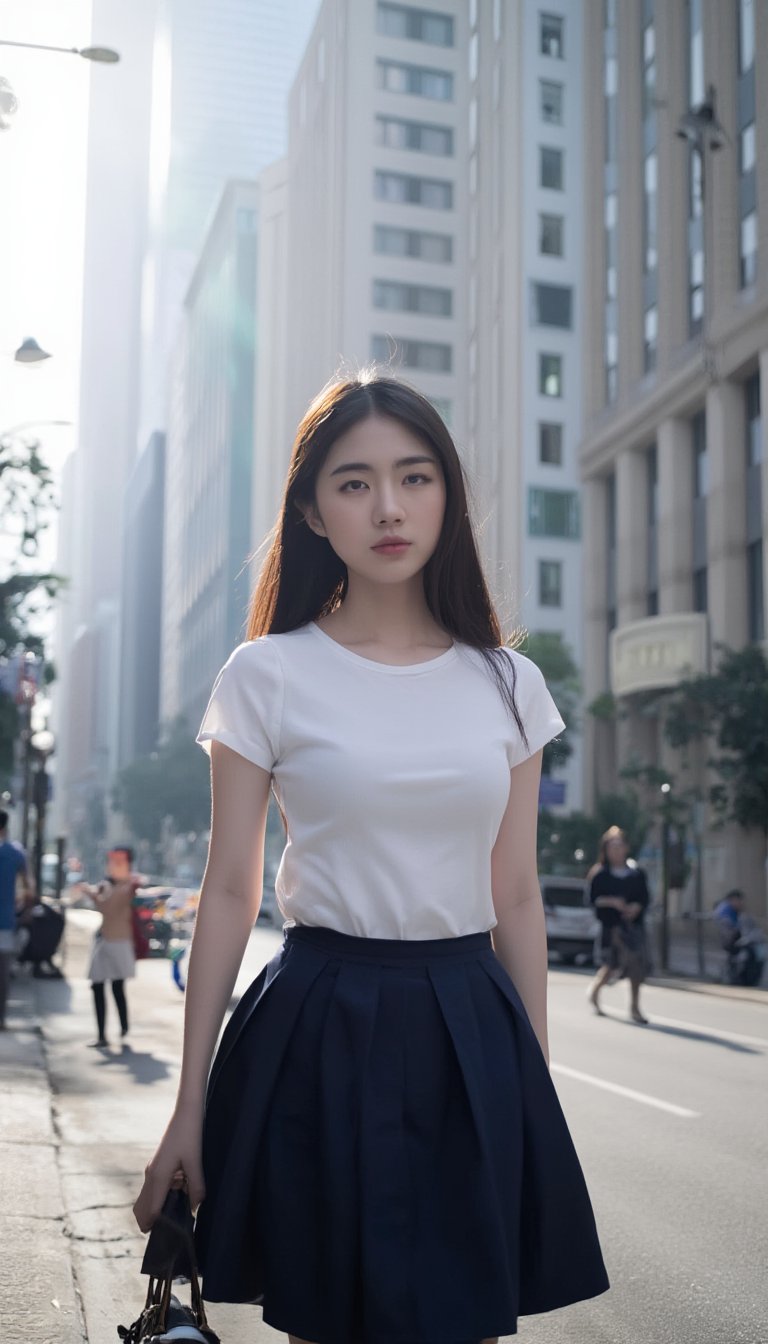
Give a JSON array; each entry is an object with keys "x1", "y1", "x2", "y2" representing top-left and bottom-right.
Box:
[{"x1": 194, "y1": 926, "x2": 609, "y2": 1344}]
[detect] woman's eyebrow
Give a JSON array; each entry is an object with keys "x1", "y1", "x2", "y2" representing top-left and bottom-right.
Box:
[{"x1": 329, "y1": 454, "x2": 436, "y2": 476}]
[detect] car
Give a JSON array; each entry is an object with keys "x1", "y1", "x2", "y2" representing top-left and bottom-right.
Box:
[{"x1": 541, "y1": 875, "x2": 600, "y2": 965}]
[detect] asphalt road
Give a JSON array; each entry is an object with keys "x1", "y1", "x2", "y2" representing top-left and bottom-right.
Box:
[{"x1": 30, "y1": 913, "x2": 768, "y2": 1344}]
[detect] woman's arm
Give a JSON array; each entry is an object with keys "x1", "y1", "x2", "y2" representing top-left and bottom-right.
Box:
[
  {"x1": 133, "y1": 740, "x2": 272, "y2": 1231},
  {"x1": 490, "y1": 749, "x2": 550, "y2": 1064}
]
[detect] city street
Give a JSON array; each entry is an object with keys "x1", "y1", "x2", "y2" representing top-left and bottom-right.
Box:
[{"x1": 2, "y1": 911, "x2": 766, "y2": 1344}]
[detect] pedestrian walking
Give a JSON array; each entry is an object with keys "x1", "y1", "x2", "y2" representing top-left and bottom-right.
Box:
[
  {"x1": 79, "y1": 846, "x2": 141, "y2": 1046},
  {"x1": 588, "y1": 826, "x2": 651, "y2": 1024},
  {"x1": 133, "y1": 374, "x2": 609, "y2": 1344},
  {"x1": 0, "y1": 808, "x2": 33, "y2": 1030}
]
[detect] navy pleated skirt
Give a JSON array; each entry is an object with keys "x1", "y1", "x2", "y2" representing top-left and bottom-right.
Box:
[{"x1": 194, "y1": 925, "x2": 609, "y2": 1344}]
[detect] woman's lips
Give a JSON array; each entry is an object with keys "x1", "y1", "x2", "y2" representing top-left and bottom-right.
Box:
[{"x1": 371, "y1": 541, "x2": 412, "y2": 555}]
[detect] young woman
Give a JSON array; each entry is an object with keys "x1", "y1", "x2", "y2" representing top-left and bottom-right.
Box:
[
  {"x1": 588, "y1": 825, "x2": 651, "y2": 1024},
  {"x1": 134, "y1": 374, "x2": 609, "y2": 1344}
]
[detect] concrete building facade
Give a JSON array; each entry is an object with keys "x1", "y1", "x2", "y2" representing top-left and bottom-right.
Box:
[
  {"x1": 251, "y1": 0, "x2": 469, "y2": 552},
  {"x1": 581, "y1": 0, "x2": 768, "y2": 911},
  {"x1": 467, "y1": 0, "x2": 585, "y2": 810}
]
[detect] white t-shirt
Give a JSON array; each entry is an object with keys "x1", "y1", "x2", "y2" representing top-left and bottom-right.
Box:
[{"x1": 197, "y1": 622, "x2": 565, "y2": 940}]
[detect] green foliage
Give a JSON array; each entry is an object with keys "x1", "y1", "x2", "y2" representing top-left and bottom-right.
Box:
[
  {"x1": 537, "y1": 789, "x2": 651, "y2": 876},
  {"x1": 663, "y1": 644, "x2": 768, "y2": 835},
  {"x1": 520, "y1": 630, "x2": 580, "y2": 775},
  {"x1": 112, "y1": 716, "x2": 211, "y2": 848}
]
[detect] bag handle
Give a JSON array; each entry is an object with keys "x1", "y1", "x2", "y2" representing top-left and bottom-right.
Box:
[{"x1": 122, "y1": 1188, "x2": 211, "y2": 1338}]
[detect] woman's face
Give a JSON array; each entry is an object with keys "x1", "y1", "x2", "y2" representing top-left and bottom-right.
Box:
[
  {"x1": 304, "y1": 415, "x2": 447, "y2": 586},
  {"x1": 606, "y1": 836, "x2": 629, "y2": 866}
]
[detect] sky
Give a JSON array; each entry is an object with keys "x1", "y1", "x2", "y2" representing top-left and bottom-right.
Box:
[{"x1": 0, "y1": 0, "x2": 93, "y2": 522}]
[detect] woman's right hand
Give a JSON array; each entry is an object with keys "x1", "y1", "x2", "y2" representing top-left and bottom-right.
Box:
[{"x1": 133, "y1": 1104, "x2": 205, "y2": 1234}]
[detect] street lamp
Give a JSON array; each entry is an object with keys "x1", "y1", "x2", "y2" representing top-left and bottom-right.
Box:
[
  {"x1": 13, "y1": 337, "x2": 52, "y2": 364},
  {"x1": 30, "y1": 727, "x2": 55, "y2": 894},
  {"x1": 659, "y1": 781, "x2": 672, "y2": 972},
  {"x1": 0, "y1": 40, "x2": 119, "y2": 63}
]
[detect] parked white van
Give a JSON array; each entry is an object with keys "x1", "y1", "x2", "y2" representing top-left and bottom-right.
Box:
[{"x1": 540, "y1": 875, "x2": 600, "y2": 965}]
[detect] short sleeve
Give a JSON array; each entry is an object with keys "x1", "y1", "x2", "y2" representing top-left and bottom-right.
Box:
[
  {"x1": 196, "y1": 638, "x2": 283, "y2": 771},
  {"x1": 503, "y1": 649, "x2": 566, "y2": 769}
]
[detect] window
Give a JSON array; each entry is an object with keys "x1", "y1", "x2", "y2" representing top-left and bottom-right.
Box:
[
  {"x1": 746, "y1": 373, "x2": 762, "y2": 466},
  {"x1": 647, "y1": 443, "x2": 658, "y2": 614},
  {"x1": 375, "y1": 116, "x2": 454, "y2": 155},
  {"x1": 540, "y1": 12, "x2": 564, "y2": 58},
  {"x1": 371, "y1": 334, "x2": 452, "y2": 372},
  {"x1": 377, "y1": 59, "x2": 454, "y2": 100},
  {"x1": 747, "y1": 541, "x2": 764, "y2": 642},
  {"x1": 374, "y1": 170, "x2": 453, "y2": 209},
  {"x1": 539, "y1": 560, "x2": 563, "y2": 607},
  {"x1": 532, "y1": 282, "x2": 572, "y2": 329},
  {"x1": 738, "y1": 0, "x2": 755, "y2": 72},
  {"x1": 539, "y1": 213, "x2": 564, "y2": 256},
  {"x1": 741, "y1": 212, "x2": 758, "y2": 289},
  {"x1": 540, "y1": 79, "x2": 563, "y2": 124},
  {"x1": 692, "y1": 409, "x2": 708, "y2": 612},
  {"x1": 373, "y1": 279, "x2": 453, "y2": 316},
  {"x1": 539, "y1": 422, "x2": 563, "y2": 465},
  {"x1": 528, "y1": 488, "x2": 580, "y2": 539},
  {"x1": 430, "y1": 396, "x2": 452, "y2": 426},
  {"x1": 377, "y1": 3, "x2": 454, "y2": 46},
  {"x1": 540, "y1": 146, "x2": 563, "y2": 190},
  {"x1": 739, "y1": 122, "x2": 756, "y2": 175},
  {"x1": 373, "y1": 224, "x2": 453, "y2": 262},
  {"x1": 692, "y1": 412, "x2": 708, "y2": 497},
  {"x1": 539, "y1": 353, "x2": 563, "y2": 397}
]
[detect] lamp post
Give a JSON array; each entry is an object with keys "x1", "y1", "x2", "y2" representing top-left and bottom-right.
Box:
[
  {"x1": 30, "y1": 728, "x2": 55, "y2": 894},
  {"x1": 13, "y1": 338, "x2": 52, "y2": 364},
  {"x1": 0, "y1": 40, "x2": 119, "y2": 63},
  {"x1": 659, "y1": 781, "x2": 672, "y2": 972}
]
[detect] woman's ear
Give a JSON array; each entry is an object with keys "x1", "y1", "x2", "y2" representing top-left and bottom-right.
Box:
[{"x1": 297, "y1": 499, "x2": 327, "y2": 538}]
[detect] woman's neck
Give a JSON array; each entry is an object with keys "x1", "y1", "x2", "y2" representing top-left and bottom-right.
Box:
[{"x1": 321, "y1": 578, "x2": 449, "y2": 650}]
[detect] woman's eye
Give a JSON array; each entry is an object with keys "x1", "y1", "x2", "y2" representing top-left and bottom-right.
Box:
[
  {"x1": 339, "y1": 479, "x2": 368, "y2": 493},
  {"x1": 404, "y1": 473, "x2": 431, "y2": 485}
]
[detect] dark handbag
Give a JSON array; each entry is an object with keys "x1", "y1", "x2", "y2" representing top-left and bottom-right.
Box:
[{"x1": 117, "y1": 1189, "x2": 218, "y2": 1344}]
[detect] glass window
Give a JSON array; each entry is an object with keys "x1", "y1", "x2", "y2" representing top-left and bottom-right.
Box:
[
  {"x1": 371, "y1": 335, "x2": 452, "y2": 372},
  {"x1": 430, "y1": 396, "x2": 452, "y2": 425},
  {"x1": 374, "y1": 170, "x2": 453, "y2": 209},
  {"x1": 741, "y1": 212, "x2": 758, "y2": 288},
  {"x1": 746, "y1": 373, "x2": 762, "y2": 466},
  {"x1": 539, "y1": 212, "x2": 564, "y2": 256},
  {"x1": 693, "y1": 566, "x2": 708, "y2": 613},
  {"x1": 540, "y1": 146, "x2": 564, "y2": 190},
  {"x1": 539, "y1": 560, "x2": 563, "y2": 607},
  {"x1": 644, "y1": 152, "x2": 658, "y2": 271},
  {"x1": 540, "y1": 79, "x2": 563, "y2": 124},
  {"x1": 740, "y1": 122, "x2": 756, "y2": 175},
  {"x1": 539, "y1": 422, "x2": 563, "y2": 465},
  {"x1": 528, "y1": 487, "x2": 580, "y2": 539},
  {"x1": 688, "y1": 0, "x2": 704, "y2": 106},
  {"x1": 373, "y1": 224, "x2": 453, "y2": 262},
  {"x1": 375, "y1": 116, "x2": 453, "y2": 155},
  {"x1": 643, "y1": 305, "x2": 658, "y2": 373},
  {"x1": 372, "y1": 279, "x2": 452, "y2": 316},
  {"x1": 539, "y1": 353, "x2": 563, "y2": 398},
  {"x1": 540, "y1": 12, "x2": 565, "y2": 58},
  {"x1": 739, "y1": 0, "x2": 755, "y2": 72},
  {"x1": 692, "y1": 411, "x2": 708, "y2": 496},
  {"x1": 532, "y1": 282, "x2": 573, "y2": 329},
  {"x1": 747, "y1": 541, "x2": 764, "y2": 642},
  {"x1": 376, "y1": 60, "x2": 454, "y2": 100},
  {"x1": 376, "y1": 3, "x2": 454, "y2": 46}
]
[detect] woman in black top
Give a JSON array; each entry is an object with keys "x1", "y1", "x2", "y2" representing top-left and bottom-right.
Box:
[{"x1": 588, "y1": 826, "x2": 651, "y2": 1024}]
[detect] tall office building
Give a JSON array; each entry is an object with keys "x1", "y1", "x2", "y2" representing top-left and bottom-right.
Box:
[
  {"x1": 467, "y1": 1, "x2": 585, "y2": 809},
  {"x1": 254, "y1": 0, "x2": 468, "y2": 534},
  {"x1": 160, "y1": 181, "x2": 260, "y2": 732},
  {"x1": 581, "y1": 0, "x2": 768, "y2": 908}
]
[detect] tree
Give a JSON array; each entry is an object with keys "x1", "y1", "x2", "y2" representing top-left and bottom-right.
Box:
[
  {"x1": 112, "y1": 716, "x2": 211, "y2": 851},
  {"x1": 663, "y1": 644, "x2": 768, "y2": 836},
  {"x1": 0, "y1": 431, "x2": 64, "y2": 785},
  {"x1": 520, "y1": 630, "x2": 580, "y2": 774},
  {"x1": 537, "y1": 789, "x2": 651, "y2": 876}
]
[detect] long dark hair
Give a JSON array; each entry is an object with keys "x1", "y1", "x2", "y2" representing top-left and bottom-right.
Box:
[{"x1": 247, "y1": 371, "x2": 527, "y2": 741}]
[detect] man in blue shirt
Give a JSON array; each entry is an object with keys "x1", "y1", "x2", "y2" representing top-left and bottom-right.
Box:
[{"x1": 0, "y1": 808, "x2": 32, "y2": 1029}]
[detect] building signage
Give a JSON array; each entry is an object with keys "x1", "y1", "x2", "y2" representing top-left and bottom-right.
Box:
[{"x1": 610, "y1": 613, "x2": 708, "y2": 697}]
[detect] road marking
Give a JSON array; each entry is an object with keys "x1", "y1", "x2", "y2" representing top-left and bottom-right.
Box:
[
  {"x1": 641, "y1": 1012, "x2": 768, "y2": 1050},
  {"x1": 551, "y1": 1063, "x2": 700, "y2": 1118}
]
